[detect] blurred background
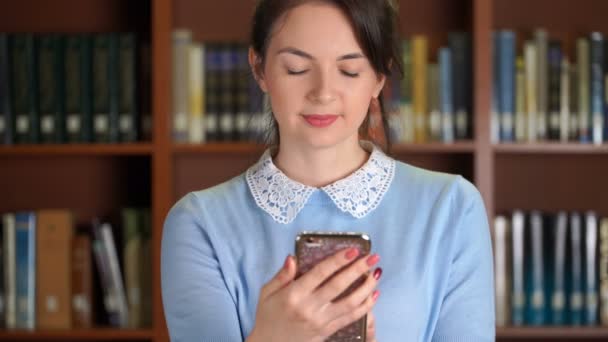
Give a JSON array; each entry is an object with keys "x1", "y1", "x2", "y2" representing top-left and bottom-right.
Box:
[{"x1": 0, "y1": 0, "x2": 607, "y2": 341}]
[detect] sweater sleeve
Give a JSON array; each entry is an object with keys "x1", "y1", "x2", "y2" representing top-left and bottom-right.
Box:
[
  {"x1": 431, "y1": 178, "x2": 496, "y2": 342},
  {"x1": 161, "y1": 193, "x2": 243, "y2": 342}
]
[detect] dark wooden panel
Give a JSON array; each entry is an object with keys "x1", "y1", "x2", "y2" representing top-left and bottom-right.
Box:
[
  {"x1": 393, "y1": 152, "x2": 474, "y2": 184},
  {"x1": 0, "y1": 0, "x2": 151, "y2": 34},
  {"x1": 493, "y1": 0, "x2": 608, "y2": 60},
  {"x1": 400, "y1": 0, "x2": 472, "y2": 34},
  {"x1": 0, "y1": 156, "x2": 151, "y2": 225},
  {"x1": 173, "y1": 153, "x2": 261, "y2": 200},
  {"x1": 495, "y1": 154, "x2": 608, "y2": 217},
  {"x1": 494, "y1": 0, "x2": 608, "y2": 32},
  {"x1": 173, "y1": 0, "x2": 256, "y2": 42}
]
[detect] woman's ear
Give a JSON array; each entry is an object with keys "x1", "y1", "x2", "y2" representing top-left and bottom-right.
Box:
[
  {"x1": 249, "y1": 47, "x2": 268, "y2": 93},
  {"x1": 373, "y1": 74, "x2": 387, "y2": 99}
]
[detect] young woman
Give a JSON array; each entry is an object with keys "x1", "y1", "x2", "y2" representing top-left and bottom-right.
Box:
[{"x1": 161, "y1": 0, "x2": 495, "y2": 341}]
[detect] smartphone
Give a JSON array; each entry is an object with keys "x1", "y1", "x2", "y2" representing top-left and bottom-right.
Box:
[{"x1": 295, "y1": 231, "x2": 371, "y2": 342}]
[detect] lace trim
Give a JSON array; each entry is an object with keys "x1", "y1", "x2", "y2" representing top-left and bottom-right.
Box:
[{"x1": 246, "y1": 142, "x2": 395, "y2": 224}]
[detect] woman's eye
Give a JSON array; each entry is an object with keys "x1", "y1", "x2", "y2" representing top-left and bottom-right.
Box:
[
  {"x1": 287, "y1": 69, "x2": 308, "y2": 75},
  {"x1": 341, "y1": 70, "x2": 360, "y2": 78}
]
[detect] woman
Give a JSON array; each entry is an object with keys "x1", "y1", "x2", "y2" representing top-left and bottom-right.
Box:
[{"x1": 161, "y1": 0, "x2": 495, "y2": 341}]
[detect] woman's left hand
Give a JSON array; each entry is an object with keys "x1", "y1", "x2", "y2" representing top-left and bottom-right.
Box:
[{"x1": 366, "y1": 312, "x2": 377, "y2": 342}]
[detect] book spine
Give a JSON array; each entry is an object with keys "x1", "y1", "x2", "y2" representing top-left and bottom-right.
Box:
[
  {"x1": 0, "y1": 33, "x2": 13, "y2": 145},
  {"x1": 547, "y1": 41, "x2": 562, "y2": 141},
  {"x1": 188, "y1": 43, "x2": 204, "y2": 143},
  {"x1": 3, "y1": 214, "x2": 16, "y2": 329},
  {"x1": 584, "y1": 212, "x2": 598, "y2": 325},
  {"x1": 15, "y1": 212, "x2": 35, "y2": 330},
  {"x1": 570, "y1": 212, "x2": 584, "y2": 325},
  {"x1": 535, "y1": 29, "x2": 549, "y2": 140},
  {"x1": 439, "y1": 48, "x2": 454, "y2": 143},
  {"x1": 499, "y1": 31, "x2": 516, "y2": 142},
  {"x1": 118, "y1": 33, "x2": 138, "y2": 143},
  {"x1": 412, "y1": 36, "x2": 428, "y2": 143},
  {"x1": 511, "y1": 210, "x2": 526, "y2": 325},
  {"x1": 171, "y1": 30, "x2": 191, "y2": 143},
  {"x1": 577, "y1": 38, "x2": 591, "y2": 143},
  {"x1": 590, "y1": 32, "x2": 604, "y2": 145}
]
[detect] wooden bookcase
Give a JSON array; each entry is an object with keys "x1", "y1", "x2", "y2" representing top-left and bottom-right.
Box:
[{"x1": 0, "y1": 0, "x2": 607, "y2": 341}]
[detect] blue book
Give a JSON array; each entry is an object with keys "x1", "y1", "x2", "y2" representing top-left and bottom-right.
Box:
[
  {"x1": 570, "y1": 212, "x2": 584, "y2": 325},
  {"x1": 499, "y1": 30, "x2": 516, "y2": 142},
  {"x1": 491, "y1": 32, "x2": 501, "y2": 143},
  {"x1": 526, "y1": 211, "x2": 546, "y2": 325},
  {"x1": 15, "y1": 212, "x2": 35, "y2": 330},
  {"x1": 439, "y1": 47, "x2": 454, "y2": 143},
  {"x1": 590, "y1": 33, "x2": 604, "y2": 145}
]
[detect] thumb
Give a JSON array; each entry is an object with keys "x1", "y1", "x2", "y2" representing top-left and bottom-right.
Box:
[{"x1": 261, "y1": 255, "x2": 296, "y2": 299}]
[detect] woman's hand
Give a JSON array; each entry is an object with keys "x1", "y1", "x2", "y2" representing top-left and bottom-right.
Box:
[
  {"x1": 367, "y1": 311, "x2": 378, "y2": 342},
  {"x1": 247, "y1": 248, "x2": 382, "y2": 342}
]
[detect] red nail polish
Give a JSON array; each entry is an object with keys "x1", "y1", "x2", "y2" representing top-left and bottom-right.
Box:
[
  {"x1": 366, "y1": 254, "x2": 380, "y2": 266},
  {"x1": 373, "y1": 268, "x2": 383, "y2": 280},
  {"x1": 345, "y1": 248, "x2": 359, "y2": 260},
  {"x1": 372, "y1": 290, "x2": 380, "y2": 302}
]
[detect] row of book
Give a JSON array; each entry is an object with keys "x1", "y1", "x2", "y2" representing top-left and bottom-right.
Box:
[
  {"x1": 0, "y1": 208, "x2": 152, "y2": 330},
  {"x1": 492, "y1": 29, "x2": 608, "y2": 144},
  {"x1": 171, "y1": 30, "x2": 266, "y2": 144},
  {"x1": 0, "y1": 33, "x2": 152, "y2": 145},
  {"x1": 170, "y1": 30, "x2": 474, "y2": 145},
  {"x1": 385, "y1": 33, "x2": 473, "y2": 144},
  {"x1": 493, "y1": 210, "x2": 608, "y2": 327}
]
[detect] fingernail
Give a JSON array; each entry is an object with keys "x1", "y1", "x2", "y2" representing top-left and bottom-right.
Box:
[
  {"x1": 372, "y1": 290, "x2": 380, "y2": 302},
  {"x1": 284, "y1": 255, "x2": 291, "y2": 269},
  {"x1": 366, "y1": 254, "x2": 380, "y2": 266},
  {"x1": 345, "y1": 248, "x2": 360, "y2": 260},
  {"x1": 373, "y1": 267, "x2": 383, "y2": 280}
]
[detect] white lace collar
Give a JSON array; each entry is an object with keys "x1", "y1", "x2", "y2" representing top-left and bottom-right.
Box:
[{"x1": 246, "y1": 141, "x2": 396, "y2": 224}]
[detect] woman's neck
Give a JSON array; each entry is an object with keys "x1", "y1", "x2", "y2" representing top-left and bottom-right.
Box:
[{"x1": 272, "y1": 138, "x2": 369, "y2": 188}]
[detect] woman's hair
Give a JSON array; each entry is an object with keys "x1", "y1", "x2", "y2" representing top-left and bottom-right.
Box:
[{"x1": 249, "y1": 0, "x2": 403, "y2": 150}]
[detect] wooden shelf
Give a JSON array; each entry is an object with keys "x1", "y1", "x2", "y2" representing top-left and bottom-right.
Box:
[
  {"x1": 0, "y1": 144, "x2": 154, "y2": 156},
  {"x1": 497, "y1": 326, "x2": 608, "y2": 339},
  {"x1": 391, "y1": 141, "x2": 476, "y2": 154},
  {"x1": 0, "y1": 328, "x2": 154, "y2": 341},
  {"x1": 172, "y1": 141, "x2": 477, "y2": 155},
  {"x1": 173, "y1": 142, "x2": 265, "y2": 155},
  {"x1": 494, "y1": 143, "x2": 608, "y2": 155}
]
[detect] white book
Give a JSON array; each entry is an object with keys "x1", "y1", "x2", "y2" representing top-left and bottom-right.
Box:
[
  {"x1": 599, "y1": 218, "x2": 608, "y2": 326},
  {"x1": 2, "y1": 214, "x2": 15, "y2": 329},
  {"x1": 494, "y1": 216, "x2": 511, "y2": 327},
  {"x1": 188, "y1": 43, "x2": 205, "y2": 143},
  {"x1": 172, "y1": 29, "x2": 192, "y2": 143},
  {"x1": 100, "y1": 223, "x2": 129, "y2": 328},
  {"x1": 585, "y1": 212, "x2": 598, "y2": 324},
  {"x1": 559, "y1": 58, "x2": 571, "y2": 142}
]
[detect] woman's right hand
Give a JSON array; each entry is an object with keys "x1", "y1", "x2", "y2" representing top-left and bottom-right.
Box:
[{"x1": 246, "y1": 248, "x2": 382, "y2": 342}]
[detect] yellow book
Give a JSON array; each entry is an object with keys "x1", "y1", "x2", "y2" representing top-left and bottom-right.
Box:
[
  {"x1": 188, "y1": 43, "x2": 205, "y2": 143},
  {"x1": 412, "y1": 36, "x2": 428, "y2": 143}
]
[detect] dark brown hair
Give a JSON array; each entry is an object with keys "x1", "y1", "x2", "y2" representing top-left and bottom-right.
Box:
[{"x1": 249, "y1": 0, "x2": 403, "y2": 150}]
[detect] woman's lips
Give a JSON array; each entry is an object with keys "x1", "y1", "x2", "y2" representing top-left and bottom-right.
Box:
[{"x1": 302, "y1": 114, "x2": 339, "y2": 128}]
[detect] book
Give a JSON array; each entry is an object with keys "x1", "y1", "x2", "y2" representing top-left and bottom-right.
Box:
[
  {"x1": 15, "y1": 212, "x2": 36, "y2": 330},
  {"x1": 494, "y1": 215, "x2": 511, "y2": 326},
  {"x1": 36, "y1": 210, "x2": 73, "y2": 329}
]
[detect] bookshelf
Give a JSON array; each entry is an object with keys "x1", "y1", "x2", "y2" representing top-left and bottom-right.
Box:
[{"x1": 0, "y1": 0, "x2": 607, "y2": 341}]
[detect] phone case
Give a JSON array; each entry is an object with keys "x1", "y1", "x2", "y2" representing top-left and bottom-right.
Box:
[{"x1": 295, "y1": 231, "x2": 371, "y2": 342}]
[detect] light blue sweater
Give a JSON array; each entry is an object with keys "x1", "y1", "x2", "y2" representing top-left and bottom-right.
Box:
[{"x1": 161, "y1": 145, "x2": 495, "y2": 341}]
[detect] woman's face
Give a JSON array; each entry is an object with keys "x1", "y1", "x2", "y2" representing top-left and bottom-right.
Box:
[{"x1": 251, "y1": 2, "x2": 386, "y2": 149}]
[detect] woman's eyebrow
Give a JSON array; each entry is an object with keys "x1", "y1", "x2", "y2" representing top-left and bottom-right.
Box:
[{"x1": 276, "y1": 46, "x2": 364, "y2": 61}]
